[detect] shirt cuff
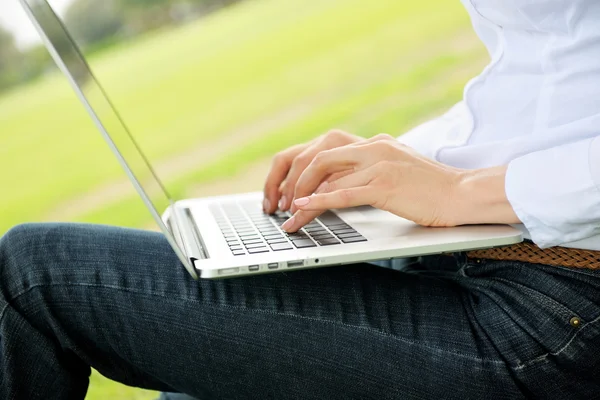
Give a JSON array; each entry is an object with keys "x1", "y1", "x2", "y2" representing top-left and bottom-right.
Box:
[{"x1": 505, "y1": 136, "x2": 600, "y2": 248}]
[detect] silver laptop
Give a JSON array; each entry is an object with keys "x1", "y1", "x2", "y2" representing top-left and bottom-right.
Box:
[{"x1": 20, "y1": 0, "x2": 523, "y2": 279}]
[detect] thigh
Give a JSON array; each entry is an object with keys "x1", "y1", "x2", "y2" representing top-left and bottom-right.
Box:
[{"x1": 2, "y1": 223, "x2": 595, "y2": 399}]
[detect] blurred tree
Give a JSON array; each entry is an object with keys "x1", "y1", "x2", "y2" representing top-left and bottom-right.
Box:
[
  {"x1": 64, "y1": 0, "x2": 125, "y2": 48},
  {"x1": 19, "y1": 45, "x2": 53, "y2": 82},
  {"x1": 0, "y1": 0, "x2": 249, "y2": 92},
  {"x1": 0, "y1": 25, "x2": 20, "y2": 89},
  {"x1": 25, "y1": 0, "x2": 92, "y2": 84},
  {"x1": 116, "y1": 0, "x2": 177, "y2": 34}
]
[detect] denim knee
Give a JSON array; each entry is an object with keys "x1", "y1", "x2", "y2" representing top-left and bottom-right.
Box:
[{"x1": 0, "y1": 223, "x2": 65, "y2": 300}]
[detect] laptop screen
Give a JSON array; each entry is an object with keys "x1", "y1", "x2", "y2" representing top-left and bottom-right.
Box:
[{"x1": 19, "y1": 0, "x2": 196, "y2": 276}]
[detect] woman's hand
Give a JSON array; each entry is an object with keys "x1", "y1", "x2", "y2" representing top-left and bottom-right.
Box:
[
  {"x1": 281, "y1": 139, "x2": 520, "y2": 232},
  {"x1": 262, "y1": 130, "x2": 394, "y2": 214}
]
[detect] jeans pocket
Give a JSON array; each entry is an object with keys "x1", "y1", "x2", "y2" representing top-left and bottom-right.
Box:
[{"x1": 459, "y1": 259, "x2": 595, "y2": 365}]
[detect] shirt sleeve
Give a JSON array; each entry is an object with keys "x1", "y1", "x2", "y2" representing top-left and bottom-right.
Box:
[{"x1": 505, "y1": 135, "x2": 600, "y2": 248}]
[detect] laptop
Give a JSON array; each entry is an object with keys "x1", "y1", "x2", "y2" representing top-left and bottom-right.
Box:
[{"x1": 20, "y1": 0, "x2": 523, "y2": 279}]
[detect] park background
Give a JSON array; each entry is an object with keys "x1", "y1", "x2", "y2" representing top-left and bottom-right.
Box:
[{"x1": 0, "y1": 0, "x2": 488, "y2": 398}]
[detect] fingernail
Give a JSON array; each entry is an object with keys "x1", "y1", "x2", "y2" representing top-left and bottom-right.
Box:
[
  {"x1": 281, "y1": 216, "x2": 295, "y2": 232},
  {"x1": 294, "y1": 197, "x2": 310, "y2": 207},
  {"x1": 279, "y1": 196, "x2": 288, "y2": 210},
  {"x1": 263, "y1": 198, "x2": 270, "y2": 212}
]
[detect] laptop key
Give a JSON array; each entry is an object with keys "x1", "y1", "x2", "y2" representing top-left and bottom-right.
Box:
[
  {"x1": 270, "y1": 243, "x2": 294, "y2": 251},
  {"x1": 243, "y1": 241, "x2": 263, "y2": 248},
  {"x1": 232, "y1": 250, "x2": 246, "y2": 256},
  {"x1": 234, "y1": 224, "x2": 252, "y2": 230},
  {"x1": 267, "y1": 238, "x2": 288, "y2": 245},
  {"x1": 287, "y1": 232, "x2": 309, "y2": 239},
  {"x1": 305, "y1": 222, "x2": 322, "y2": 228},
  {"x1": 258, "y1": 227, "x2": 279, "y2": 233},
  {"x1": 317, "y1": 238, "x2": 341, "y2": 246},
  {"x1": 236, "y1": 229, "x2": 256, "y2": 235},
  {"x1": 256, "y1": 224, "x2": 275, "y2": 230},
  {"x1": 325, "y1": 222, "x2": 350, "y2": 228},
  {"x1": 336, "y1": 232, "x2": 363, "y2": 239},
  {"x1": 292, "y1": 239, "x2": 317, "y2": 248},
  {"x1": 317, "y1": 211, "x2": 345, "y2": 226},
  {"x1": 341, "y1": 236, "x2": 367, "y2": 244},
  {"x1": 306, "y1": 228, "x2": 328, "y2": 235},
  {"x1": 331, "y1": 228, "x2": 357, "y2": 235},
  {"x1": 248, "y1": 247, "x2": 270, "y2": 254},
  {"x1": 244, "y1": 241, "x2": 266, "y2": 248},
  {"x1": 266, "y1": 236, "x2": 286, "y2": 241},
  {"x1": 240, "y1": 233, "x2": 260, "y2": 240},
  {"x1": 263, "y1": 233, "x2": 284, "y2": 239},
  {"x1": 311, "y1": 233, "x2": 334, "y2": 240},
  {"x1": 242, "y1": 235, "x2": 262, "y2": 241}
]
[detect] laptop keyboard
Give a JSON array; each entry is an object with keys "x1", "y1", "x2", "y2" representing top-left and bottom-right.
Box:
[{"x1": 209, "y1": 201, "x2": 367, "y2": 256}]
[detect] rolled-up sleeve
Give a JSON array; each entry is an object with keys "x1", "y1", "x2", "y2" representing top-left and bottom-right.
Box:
[{"x1": 505, "y1": 135, "x2": 600, "y2": 248}]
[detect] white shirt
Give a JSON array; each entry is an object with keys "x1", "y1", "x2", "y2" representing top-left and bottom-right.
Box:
[{"x1": 398, "y1": 0, "x2": 600, "y2": 250}]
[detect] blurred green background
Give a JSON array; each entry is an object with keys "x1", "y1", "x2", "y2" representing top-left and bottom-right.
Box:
[{"x1": 0, "y1": 0, "x2": 486, "y2": 398}]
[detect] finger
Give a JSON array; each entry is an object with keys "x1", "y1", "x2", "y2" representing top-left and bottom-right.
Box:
[
  {"x1": 283, "y1": 169, "x2": 375, "y2": 232},
  {"x1": 278, "y1": 142, "x2": 325, "y2": 211},
  {"x1": 296, "y1": 187, "x2": 375, "y2": 213},
  {"x1": 293, "y1": 146, "x2": 367, "y2": 207},
  {"x1": 281, "y1": 210, "x2": 324, "y2": 233},
  {"x1": 289, "y1": 169, "x2": 353, "y2": 214},
  {"x1": 282, "y1": 187, "x2": 374, "y2": 232},
  {"x1": 263, "y1": 144, "x2": 306, "y2": 214}
]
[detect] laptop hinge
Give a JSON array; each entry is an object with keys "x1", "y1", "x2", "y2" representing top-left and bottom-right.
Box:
[{"x1": 179, "y1": 207, "x2": 209, "y2": 260}]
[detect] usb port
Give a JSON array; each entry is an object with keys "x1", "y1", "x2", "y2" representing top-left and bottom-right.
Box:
[
  {"x1": 249, "y1": 265, "x2": 260, "y2": 272},
  {"x1": 268, "y1": 263, "x2": 279, "y2": 270},
  {"x1": 218, "y1": 268, "x2": 240, "y2": 276},
  {"x1": 287, "y1": 260, "x2": 304, "y2": 268}
]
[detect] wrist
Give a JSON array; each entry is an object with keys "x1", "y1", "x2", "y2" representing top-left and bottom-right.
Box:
[{"x1": 449, "y1": 166, "x2": 521, "y2": 226}]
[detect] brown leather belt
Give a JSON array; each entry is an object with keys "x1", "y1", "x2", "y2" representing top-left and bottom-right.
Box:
[{"x1": 466, "y1": 241, "x2": 600, "y2": 270}]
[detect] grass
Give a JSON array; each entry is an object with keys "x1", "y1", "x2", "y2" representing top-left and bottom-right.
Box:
[
  {"x1": 0, "y1": 0, "x2": 487, "y2": 397},
  {"x1": 86, "y1": 372, "x2": 157, "y2": 400}
]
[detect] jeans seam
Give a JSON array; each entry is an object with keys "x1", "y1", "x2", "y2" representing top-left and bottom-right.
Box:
[
  {"x1": 10, "y1": 282, "x2": 507, "y2": 366},
  {"x1": 513, "y1": 312, "x2": 600, "y2": 371},
  {"x1": 0, "y1": 303, "x2": 9, "y2": 324}
]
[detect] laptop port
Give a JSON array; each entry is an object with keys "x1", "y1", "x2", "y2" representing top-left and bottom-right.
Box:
[
  {"x1": 268, "y1": 263, "x2": 279, "y2": 270},
  {"x1": 218, "y1": 268, "x2": 240, "y2": 276},
  {"x1": 287, "y1": 260, "x2": 304, "y2": 268},
  {"x1": 249, "y1": 265, "x2": 260, "y2": 272}
]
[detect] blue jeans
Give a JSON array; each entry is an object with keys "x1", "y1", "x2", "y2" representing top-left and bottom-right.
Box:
[{"x1": 1, "y1": 223, "x2": 599, "y2": 399}]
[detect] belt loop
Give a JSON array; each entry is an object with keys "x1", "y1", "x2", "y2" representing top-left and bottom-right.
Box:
[{"x1": 453, "y1": 251, "x2": 468, "y2": 267}]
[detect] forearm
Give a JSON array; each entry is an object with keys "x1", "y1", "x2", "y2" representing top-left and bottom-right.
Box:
[{"x1": 450, "y1": 166, "x2": 521, "y2": 226}]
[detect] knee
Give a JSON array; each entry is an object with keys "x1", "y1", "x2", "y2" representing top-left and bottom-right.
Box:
[
  {"x1": 0, "y1": 223, "x2": 71, "y2": 296},
  {"x1": 0, "y1": 223, "x2": 56, "y2": 261},
  {"x1": 0, "y1": 223, "x2": 42, "y2": 263}
]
